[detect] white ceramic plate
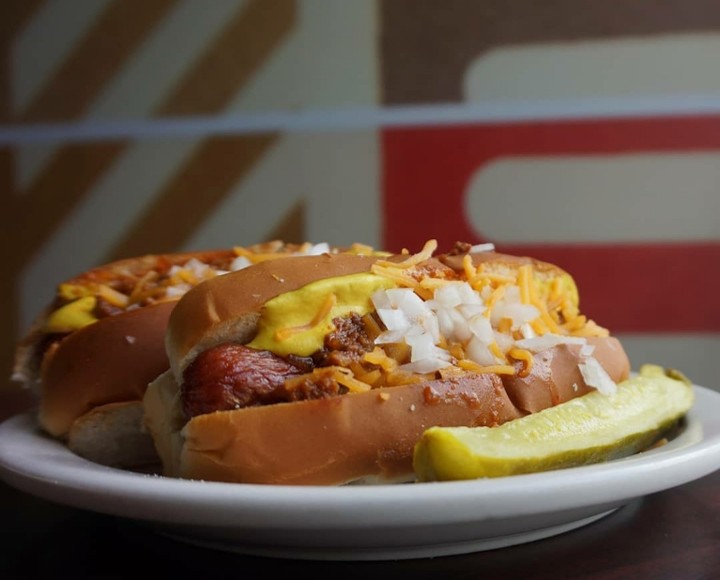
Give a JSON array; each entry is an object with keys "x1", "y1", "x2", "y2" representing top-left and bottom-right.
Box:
[{"x1": 2, "y1": 385, "x2": 720, "y2": 561}]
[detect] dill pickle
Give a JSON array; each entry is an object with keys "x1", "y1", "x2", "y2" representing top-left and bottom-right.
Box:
[{"x1": 413, "y1": 364, "x2": 694, "y2": 481}]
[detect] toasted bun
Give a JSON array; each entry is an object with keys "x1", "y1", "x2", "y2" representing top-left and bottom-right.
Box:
[
  {"x1": 145, "y1": 245, "x2": 632, "y2": 485},
  {"x1": 144, "y1": 337, "x2": 628, "y2": 485},
  {"x1": 38, "y1": 300, "x2": 175, "y2": 438},
  {"x1": 67, "y1": 401, "x2": 159, "y2": 470},
  {"x1": 165, "y1": 253, "x2": 385, "y2": 377},
  {"x1": 12, "y1": 248, "x2": 238, "y2": 393},
  {"x1": 17, "y1": 242, "x2": 350, "y2": 468}
]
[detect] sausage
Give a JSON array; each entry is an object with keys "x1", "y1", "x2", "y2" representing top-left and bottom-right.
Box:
[
  {"x1": 181, "y1": 344, "x2": 310, "y2": 418},
  {"x1": 182, "y1": 314, "x2": 382, "y2": 419}
]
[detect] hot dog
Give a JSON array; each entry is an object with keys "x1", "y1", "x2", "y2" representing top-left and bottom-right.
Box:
[
  {"x1": 12, "y1": 241, "x2": 374, "y2": 468},
  {"x1": 143, "y1": 240, "x2": 631, "y2": 485}
]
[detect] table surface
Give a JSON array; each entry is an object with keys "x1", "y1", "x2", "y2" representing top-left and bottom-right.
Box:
[
  {"x1": 2, "y1": 386, "x2": 719, "y2": 579},
  {"x1": 2, "y1": 460, "x2": 719, "y2": 579}
]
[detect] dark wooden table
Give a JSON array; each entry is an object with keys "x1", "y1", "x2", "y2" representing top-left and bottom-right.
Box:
[
  {"x1": 2, "y1": 384, "x2": 719, "y2": 579},
  {"x1": 2, "y1": 461, "x2": 719, "y2": 579}
]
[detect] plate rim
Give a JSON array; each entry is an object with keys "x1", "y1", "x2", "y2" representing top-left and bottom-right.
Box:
[{"x1": 2, "y1": 385, "x2": 720, "y2": 531}]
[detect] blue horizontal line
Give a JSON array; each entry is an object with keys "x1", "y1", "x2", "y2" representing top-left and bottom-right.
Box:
[{"x1": 2, "y1": 94, "x2": 720, "y2": 145}]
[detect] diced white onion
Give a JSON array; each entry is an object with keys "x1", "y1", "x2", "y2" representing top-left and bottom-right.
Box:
[
  {"x1": 457, "y1": 303, "x2": 485, "y2": 319},
  {"x1": 305, "y1": 242, "x2": 330, "y2": 255},
  {"x1": 470, "y1": 243, "x2": 495, "y2": 253},
  {"x1": 514, "y1": 334, "x2": 587, "y2": 352},
  {"x1": 406, "y1": 333, "x2": 450, "y2": 363},
  {"x1": 578, "y1": 357, "x2": 617, "y2": 395},
  {"x1": 520, "y1": 322, "x2": 536, "y2": 339},
  {"x1": 465, "y1": 336, "x2": 497, "y2": 366},
  {"x1": 165, "y1": 285, "x2": 190, "y2": 297},
  {"x1": 230, "y1": 256, "x2": 253, "y2": 271},
  {"x1": 400, "y1": 358, "x2": 452, "y2": 373},
  {"x1": 468, "y1": 315, "x2": 494, "y2": 343},
  {"x1": 376, "y1": 308, "x2": 410, "y2": 331},
  {"x1": 420, "y1": 313, "x2": 441, "y2": 343},
  {"x1": 580, "y1": 344, "x2": 596, "y2": 358},
  {"x1": 493, "y1": 331, "x2": 514, "y2": 353},
  {"x1": 373, "y1": 328, "x2": 409, "y2": 344},
  {"x1": 491, "y1": 302, "x2": 540, "y2": 329},
  {"x1": 371, "y1": 289, "x2": 392, "y2": 310}
]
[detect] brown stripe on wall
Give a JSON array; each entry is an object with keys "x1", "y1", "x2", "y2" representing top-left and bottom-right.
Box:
[
  {"x1": 0, "y1": 0, "x2": 47, "y2": 122},
  {"x1": 103, "y1": 0, "x2": 298, "y2": 258},
  {"x1": 157, "y1": 0, "x2": 297, "y2": 116},
  {"x1": 265, "y1": 199, "x2": 306, "y2": 245},
  {"x1": 104, "y1": 134, "x2": 279, "y2": 261},
  {"x1": 0, "y1": 146, "x2": 20, "y2": 388},
  {"x1": 5, "y1": 0, "x2": 297, "y2": 388},
  {"x1": 16, "y1": 0, "x2": 297, "y2": 263},
  {"x1": 0, "y1": 3, "x2": 46, "y2": 397},
  {"x1": 381, "y1": 0, "x2": 720, "y2": 104},
  {"x1": 15, "y1": 142, "x2": 127, "y2": 266},
  {"x1": 0, "y1": 1, "x2": 46, "y2": 389},
  {"x1": 18, "y1": 0, "x2": 178, "y2": 123}
]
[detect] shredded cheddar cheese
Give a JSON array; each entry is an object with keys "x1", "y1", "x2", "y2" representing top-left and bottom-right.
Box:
[
  {"x1": 374, "y1": 238, "x2": 438, "y2": 270},
  {"x1": 483, "y1": 285, "x2": 507, "y2": 318},
  {"x1": 457, "y1": 359, "x2": 517, "y2": 375},
  {"x1": 518, "y1": 264, "x2": 533, "y2": 305},
  {"x1": 331, "y1": 367, "x2": 373, "y2": 393},
  {"x1": 489, "y1": 341, "x2": 507, "y2": 362},
  {"x1": 97, "y1": 284, "x2": 130, "y2": 308},
  {"x1": 274, "y1": 293, "x2": 338, "y2": 342},
  {"x1": 462, "y1": 254, "x2": 477, "y2": 281},
  {"x1": 508, "y1": 348, "x2": 534, "y2": 378},
  {"x1": 364, "y1": 347, "x2": 399, "y2": 372},
  {"x1": 369, "y1": 264, "x2": 419, "y2": 288},
  {"x1": 362, "y1": 239, "x2": 613, "y2": 389}
]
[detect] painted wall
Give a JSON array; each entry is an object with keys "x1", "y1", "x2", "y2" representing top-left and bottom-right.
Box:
[{"x1": 2, "y1": 0, "x2": 718, "y2": 402}]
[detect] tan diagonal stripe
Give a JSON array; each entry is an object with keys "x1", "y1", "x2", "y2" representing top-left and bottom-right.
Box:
[
  {"x1": 12, "y1": 143, "x2": 127, "y2": 270},
  {"x1": 104, "y1": 134, "x2": 279, "y2": 260},
  {"x1": 19, "y1": 0, "x2": 178, "y2": 123},
  {"x1": 18, "y1": 0, "x2": 297, "y2": 265},
  {"x1": 158, "y1": 0, "x2": 296, "y2": 116},
  {"x1": 8, "y1": 0, "x2": 296, "y2": 386}
]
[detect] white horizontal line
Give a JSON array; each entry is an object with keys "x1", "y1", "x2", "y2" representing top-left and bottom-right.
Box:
[{"x1": 2, "y1": 94, "x2": 720, "y2": 144}]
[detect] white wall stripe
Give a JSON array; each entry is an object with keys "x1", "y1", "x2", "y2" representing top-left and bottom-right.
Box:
[
  {"x1": 466, "y1": 153, "x2": 720, "y2": 243},
  {"x1": 4, "y1": 94, "x2": 720, "y2": 145},
  {"x1": 14, "y1": 0, "x2": 247, "y2": 193},
  {"x1": 11, "y1": 0, "x2": 114, "y2": 115},
  {"x1": 19, "y1": 138, "x2": 202, "y2": 331},
  {"x1": 227, "y1": 0, "x2": 378, "y2": 112},
  {"x1": 464, "y1": 34, "x2": 720, "y2": 102}
]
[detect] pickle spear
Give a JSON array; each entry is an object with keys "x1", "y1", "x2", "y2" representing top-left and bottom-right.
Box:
[{"x1": 413, "y1": 364, "x2": 694, "y2": 481}]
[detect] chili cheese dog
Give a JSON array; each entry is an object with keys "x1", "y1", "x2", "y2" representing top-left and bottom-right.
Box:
[
  {"x1": 12, "y1": 241, "x2": 374, "y2": 468},
  {"x1": 143, "y1": 240, "x2": 631, "y2": 485}
]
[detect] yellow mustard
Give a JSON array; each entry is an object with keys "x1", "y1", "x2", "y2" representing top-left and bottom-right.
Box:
[
  {"x1": 44, "y1": 296, "x2": 98, "y2": 333},
  {"x1": 247, "y1": 273, "x2": 396, "y2": 356}
]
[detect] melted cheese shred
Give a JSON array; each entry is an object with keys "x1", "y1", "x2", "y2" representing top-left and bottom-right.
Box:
[
  {"x1": 359, "y1": 239, "x2": 613, "y2": 390},
  {"x1": 374, "y1": 238, "x2": 438, "y2": 270},
  {"x1": 457, "y1": 359, "x2": 516, "y2": 375},
  {"x1": 508, "y1": 348, "x2": 534, "y2": 378},
  {"x1": 274, "y1": 293, "x2": 338, "y2": 342}
]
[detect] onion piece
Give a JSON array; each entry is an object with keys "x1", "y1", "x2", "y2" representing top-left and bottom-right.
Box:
[
  {"x1": 470, "y1": 243, "x2": 495, "y2": 253},
  {"x1": 376, "y1": 308, "x2": 410, "y2": 331},
  {"x1": 514, "y1": 334, "x2": 587, "y2": 352},
  {"x1": 578, "y1": 357, "x2": 617, "y2": 395}
]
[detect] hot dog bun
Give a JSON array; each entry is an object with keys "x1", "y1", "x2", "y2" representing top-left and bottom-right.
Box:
[
  {"x1": 143, "y1": 241, "x2": 631, "y2": 485},
  {"x1": 13, "y1": 241, "x2": 367, "y2": 468}
]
